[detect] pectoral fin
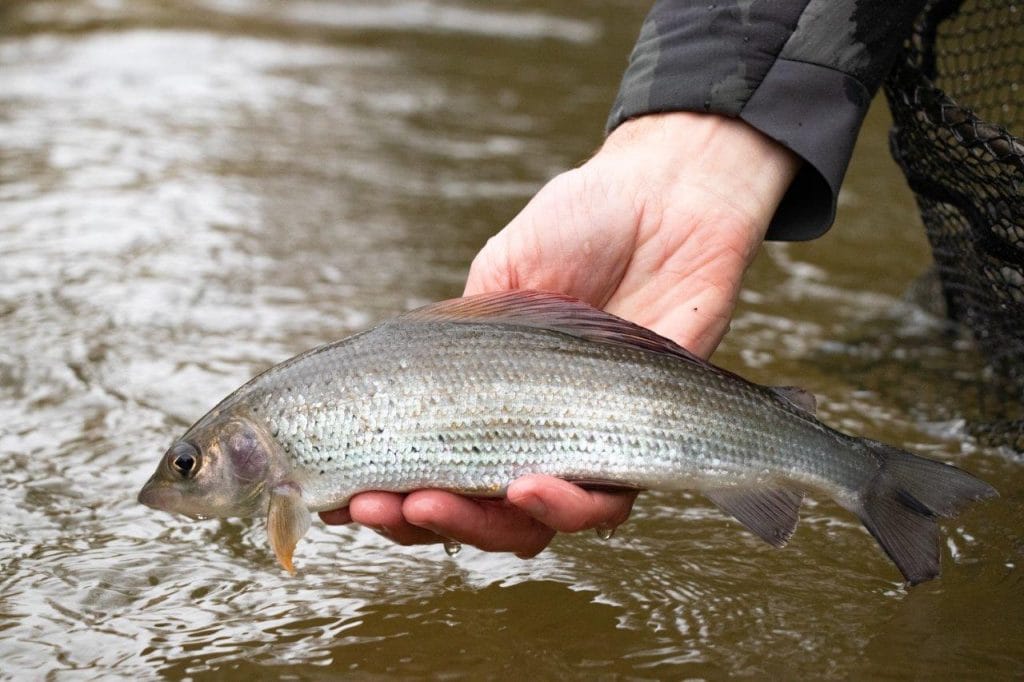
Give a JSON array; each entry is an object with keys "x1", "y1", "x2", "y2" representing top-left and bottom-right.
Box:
[{"x1": 267, "y1": 483, "x2": 311, "y2": 575}]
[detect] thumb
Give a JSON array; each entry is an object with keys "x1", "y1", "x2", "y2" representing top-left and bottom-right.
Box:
[{"x1": 463, "y1": 232, "x2": 516, "y2": 296}]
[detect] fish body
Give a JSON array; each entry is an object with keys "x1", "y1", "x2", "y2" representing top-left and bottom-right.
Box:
[{"x1": 139, "y1": 291, "x2": 996, "y2": 583}]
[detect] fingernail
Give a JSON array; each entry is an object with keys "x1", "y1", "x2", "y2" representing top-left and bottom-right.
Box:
[{"x1": 517, "y1": 494, "x2": 548, "y2": 519}]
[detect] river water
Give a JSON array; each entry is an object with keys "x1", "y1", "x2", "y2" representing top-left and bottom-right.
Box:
[{"x1": 1, "y1": 1, "x2": 1022, "y2": 679}]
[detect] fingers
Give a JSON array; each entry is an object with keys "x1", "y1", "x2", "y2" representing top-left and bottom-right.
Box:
[
  {"x1": 318, "y1": 490, "x2": 556, "y2": 557},
  {"x1": 319, "y1": 477, "x2": 637, "y2": 558},
  {"x1": 402, "y1": 490, "x2": 556, "y2": 558},
  {"x1": 506, "y1": 475, "x2": 637, "y2": 533},
  {"x1": 348, "y1": 491, "x2": 447, "y2": 545},
  {"x1": 318, "y1": 507, "x2": 353, "y2": 525}
]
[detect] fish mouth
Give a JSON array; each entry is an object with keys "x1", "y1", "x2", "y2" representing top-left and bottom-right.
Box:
[
  {"x1": 137, "y1": 480, "x2": 209, "y2": 519},
  {"x1": 137, "y1": 479, "x2": 177, "y2": 512}
]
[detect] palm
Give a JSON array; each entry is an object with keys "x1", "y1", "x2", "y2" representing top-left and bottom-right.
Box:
[{"x1": 465, "y1": 159, "x2": 761, "y2": 358}]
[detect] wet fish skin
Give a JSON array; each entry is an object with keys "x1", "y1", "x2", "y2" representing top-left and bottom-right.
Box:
[{"x1": 138, "y1": 290, "x2": 996, "y2": 582}]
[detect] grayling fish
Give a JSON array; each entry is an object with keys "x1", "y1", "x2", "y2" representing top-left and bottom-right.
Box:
[{"x1": 138, "y1": 290, "x2": 996, "y2": 583}]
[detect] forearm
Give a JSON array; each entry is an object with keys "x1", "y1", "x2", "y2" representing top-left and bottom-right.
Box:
[{"x1": 609, "y1": 0, "x2": 928, "y2": 240}]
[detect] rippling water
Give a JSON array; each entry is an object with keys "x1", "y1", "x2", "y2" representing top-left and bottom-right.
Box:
[{"x1": 1, "y1": 1, "x2": 1022, "y2": 678}]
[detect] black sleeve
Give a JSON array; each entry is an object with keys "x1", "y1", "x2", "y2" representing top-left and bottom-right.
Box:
[{"x1": 606, "y1": 0, "x2": 926, "y2": 240}]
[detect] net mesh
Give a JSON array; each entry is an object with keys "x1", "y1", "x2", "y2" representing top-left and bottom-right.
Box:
[{"x1": 884, "y1": 0, "x2": 1024, "y2": 450}]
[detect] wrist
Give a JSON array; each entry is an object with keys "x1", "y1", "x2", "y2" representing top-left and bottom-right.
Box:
[{"x1": 598, "y1": 112, "x2": 801, "y2": 249}]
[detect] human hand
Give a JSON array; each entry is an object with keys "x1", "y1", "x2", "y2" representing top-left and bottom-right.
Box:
[
  {"x1": 324, "y1": 112, "x2": 800, "y2": 556},
  {"x1": 466, "y1": 111, "x2": 800, "y2": 358},
  {"x1": 319, "y1": 475, "x2": 636, "y2": 557}
]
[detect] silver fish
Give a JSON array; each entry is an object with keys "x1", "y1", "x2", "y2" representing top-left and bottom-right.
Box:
[{"x1": 138, "y1": 290, "x2": 996, "y2": 582}]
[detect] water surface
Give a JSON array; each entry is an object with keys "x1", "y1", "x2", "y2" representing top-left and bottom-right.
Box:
[{"x1": 1, "y1": 1, "x2": 1021, "y2": 678}]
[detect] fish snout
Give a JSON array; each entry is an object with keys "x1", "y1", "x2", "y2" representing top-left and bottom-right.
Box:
[{"x1": 137, "y1": 478, "x2": 176, "y2": 511}]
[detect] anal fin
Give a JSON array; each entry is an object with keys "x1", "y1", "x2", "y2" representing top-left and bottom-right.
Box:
[
  {"x1": 268, "y1": 483, "x2": 311, "y2": 575},
  {"x1": 704, "y1": 487, "x2": 804, "y2": 548}
]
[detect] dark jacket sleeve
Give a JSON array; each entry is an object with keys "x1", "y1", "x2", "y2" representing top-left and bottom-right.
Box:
[{"x1": 606, "y1": 0, "x2": 926, "y2": 240}]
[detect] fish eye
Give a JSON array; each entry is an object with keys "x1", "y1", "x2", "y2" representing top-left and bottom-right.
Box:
[{"x1": 168, "y1": 441, "x2": 201, "y2": 479}]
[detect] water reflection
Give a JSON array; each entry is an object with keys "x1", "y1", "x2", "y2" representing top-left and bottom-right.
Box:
[{"x1": 0, "y1": 0, "x2": 1021, "y2": 679}]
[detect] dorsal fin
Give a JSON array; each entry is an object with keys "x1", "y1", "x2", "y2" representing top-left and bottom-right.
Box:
[
  {"x1": 770, "y1": 386, "x2": 817, "y2": 414},
  {"x1": 399, "y1": 290, "x2": 709, "y2": 367},
  {"x1": 398, "y1": 291, "x2": 822, "y2": 412}
]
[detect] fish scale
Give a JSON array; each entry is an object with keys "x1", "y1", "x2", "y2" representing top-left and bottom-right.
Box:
[
  {"x1": 139, "y1": 290, "x2": 996, "y2": 583},
  {"x1": 254, "y1": 321, "x2": 853, "y2": 508}
]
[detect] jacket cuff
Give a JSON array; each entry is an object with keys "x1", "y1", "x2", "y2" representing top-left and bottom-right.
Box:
[
  {"x1": 740, "y1": 58, "x2": 871, "y2": 240},
  {"x1": 606, "y1": 56, "x2": 871, "y2": 242}
]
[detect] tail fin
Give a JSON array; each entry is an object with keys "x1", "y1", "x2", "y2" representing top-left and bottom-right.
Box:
[{"x1": 856, "y1": 440, "x2": 996, "y2": 585}]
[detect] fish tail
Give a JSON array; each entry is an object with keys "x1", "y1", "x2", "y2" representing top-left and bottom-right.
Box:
[{"x1": 854, "y1": 439, "x2": 996, "y2": 585}]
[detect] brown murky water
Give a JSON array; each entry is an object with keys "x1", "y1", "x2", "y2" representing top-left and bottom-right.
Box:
[{"x1": 1, "y1": 1, "x2": 1022, "y2": 679}]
